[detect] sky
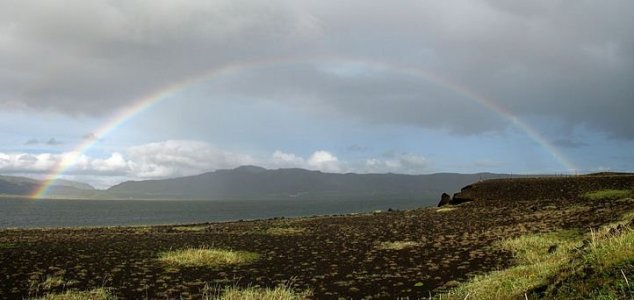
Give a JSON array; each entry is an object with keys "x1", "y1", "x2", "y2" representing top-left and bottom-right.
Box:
[{"x1": 1, "y1": 0, "x2": 633, "y2": 188}]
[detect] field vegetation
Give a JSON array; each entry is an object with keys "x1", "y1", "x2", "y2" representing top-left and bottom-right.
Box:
[
  {"x1": 205, "y1": 283, "x2": 311, "y2": 300},
  {"x1": 33, "y1": 288, "x2": 116, "y2": 300},
  {"x1": 264, "y1": 227, "x2": 307, "y2": 236},
  {"x1": 582, "y1": 189, "x2": 632, "y2": 201},
  {"x1": 376, "y1": 241, "x2": 420, "y2": 250},
  {"x1": 445, "y1": 209, "x2": 634, "y2": 299},
  {"x1": 158, "y1": 248, "x2": 260, "y2": 268}
]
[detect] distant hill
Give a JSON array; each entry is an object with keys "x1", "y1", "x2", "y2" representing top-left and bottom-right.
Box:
[
  {"x1": 50, "y1": 179, "x2": 95, "y2": 191},
  {"x1": 0, "y1": 175, "x2": 95, "y2": 198},
  {"x1": 107, "y1": 165, "x2": 519, "y2": 204}
]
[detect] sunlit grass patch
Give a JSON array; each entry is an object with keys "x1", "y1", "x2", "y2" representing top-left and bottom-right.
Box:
[
  {"x1": 447, "y1": 230, "x2": 581, "y2": 299},
  {"x1": 586, "y1": 224, "x2": 634, "y2": 269},
  {"x1": 376, "y1": 241, "x2": 420, "y2": 250},
  {"x1": 33, "y1": 288, "x2": 117, "y2": 300},
  {"x1": 172, "y1": 225, "x2": 208, "y2": 232},
  {"x1": 158, "y1": 248, "x2": 260, "y2": 268},
  {"x1": 436, "y1": 207, "x2": 457, "y2": 213},
  {"x1": 265, "y1": 227, "x2": 307, "y2": 236},
  {"x1": 129, "y1": 226, "x2": 152, "y2": 234},
  {"x1": 40, "y1": 275, "x2": 65, "y2": 289},
  {"x1": 206, "y1": 284, "x2": 312, "y2": 300},
  {"x1": 621, "y1": 210, "x2": 634, "y2": 222},
  {"x1": 445, "y1": 207, "x2": 634, "y2": 299},
  {"x1": 582, "y1": 189, "x2": 632, "y2": 201},
  {"x1": 547, "y1": 215, "x2": 634, "y2": 298}
]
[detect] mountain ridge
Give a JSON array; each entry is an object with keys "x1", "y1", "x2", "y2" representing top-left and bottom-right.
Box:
[
  {"x1": 2, "y1": 166, "x2": 534, "y2": 202},
  {"x1": 0, "y1": 175, "x2": 95, "y2": 198},
  {"x1": 106, "y1": 165, "x2": 521, "y2": 203}
]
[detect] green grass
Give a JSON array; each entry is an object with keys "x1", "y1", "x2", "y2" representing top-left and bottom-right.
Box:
[
  {"x1": 376, "y1": 241, "x2": 420, "y2": 250},
  {"x1": 586, "y1": 225, "x2": 634, "y2": 270},
  {"x1": 206, "y1": 285, "x2": 312, "y2": 300},
  {"x1": 33, "y1": 288, "x2": 117, "y2": 300},
  {"x1": 542, "y1": 214, "x2": 634, "y2": 298},
  {"x1": 40, "y1": 275, "x2": 65, "y2": 289},
  {"x1": 445, "y1": 210, "x2": 634, "y2": 299},
  {"x1": 158, "y1": 248, "x2": 260, "y2": 268},
  {"x1": 582, "y1": 189, "x2": 632, "y2": 201},
  {"x1": 0, "y1": 242, "x2": 16, "y2": 249},
  {"x1": 172, "y1": 225, "x2": 208, "y2": 232},
  {"x1": 446, "y1": 230, "x2": 581, "y2": 299}
]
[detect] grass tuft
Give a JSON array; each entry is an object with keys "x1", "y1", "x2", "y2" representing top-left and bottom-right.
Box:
[
  {"x1": 265, "y1": 227, "x2": 307, "y2": 236},
  {"x1": 207, "y1": 285, "x2": 311, "y2": 300},
  {"x1": 582, "y1": 189, "x2": 632, "y2": 201},
  {"x1": 40, "y1": 275, "x2": 65, "y2": 289},
  {"x1": 33, "y1": 288, "x2": 117, "y2": 300},
  {"x1": 376, "y1": 241, "x2": 419, "y2": 250},
  {"x1": 172, "y1": 226, "x2": 208, "y2": 232},
  {"x1": 158, "y1": 248, "x2": 260, "y2": 268},
  {"x1": 436, "y1": 207, "x2": 457, "y2": 213},
  {"x1": 586, "y1": 225, "x2": 634, "y2": 269}
]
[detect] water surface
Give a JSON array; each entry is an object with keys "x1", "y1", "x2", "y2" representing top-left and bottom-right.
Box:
[{"x1": 0, "y1": 198, "x2": 431, "y2": 228}]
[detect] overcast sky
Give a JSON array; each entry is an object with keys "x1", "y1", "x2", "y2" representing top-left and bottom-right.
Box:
[{"x1": 1, "y1": 0, "x2": 633, "y2": 188}]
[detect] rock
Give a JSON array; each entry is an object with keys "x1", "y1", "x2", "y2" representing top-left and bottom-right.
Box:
[
  {"x1": 438, "y1": 193, "x2": 452, "y2": 207},
  {"x1": 450, "y1": 193, "x2": 473, "y2": 205}
]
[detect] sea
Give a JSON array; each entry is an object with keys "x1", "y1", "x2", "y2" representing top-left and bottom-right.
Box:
[{"x1": 0, "y1": 198, "x2": 432, "y2": 228}]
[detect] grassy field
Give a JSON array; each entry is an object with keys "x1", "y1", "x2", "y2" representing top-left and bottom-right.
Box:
[
  {"x1": 158, "y1": 248, "x2": 260, "y2": 268},
  {"x1": 582, "y1": 189, "x2": 633, "y2": 201},
  {"x1": 1, "y1": 174, "x2": 634, "y2": 299}
]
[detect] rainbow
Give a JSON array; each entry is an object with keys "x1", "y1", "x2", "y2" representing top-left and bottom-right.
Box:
[{"x1": 30, "y1": 57, "x2": 577, "y2": 199}]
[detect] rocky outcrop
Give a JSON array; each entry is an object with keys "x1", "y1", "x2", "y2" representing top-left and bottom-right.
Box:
[
  {"x1": 438, "y1": 184, "x2": 475, "y2": 206},
  {"x1": 438, "y1": 174, "x2": 634, "y2": 207},
  {"x1": 450, "y1": 193, "x2": 474, "y2": 205},
  {"x1": 438, "y1": 193, "x2": 451, "y2": 207}
]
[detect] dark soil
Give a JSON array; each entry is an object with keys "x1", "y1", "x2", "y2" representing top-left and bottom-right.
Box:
[{"x1": 1, "y1": 175, "x2": 633, "y2": 299}]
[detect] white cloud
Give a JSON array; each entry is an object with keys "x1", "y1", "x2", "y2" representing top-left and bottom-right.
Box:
[
  {"x1": 126, "y1": 140, "x2": 255, "y2": 178},
  {"x1": 0, "y1": 140, "x2": 255, "y2": 179},
  {"x1": 0, "y1": 152, "x2": 58, "y2": 173},
  {"x1": 268, "y1": 150, "x2": 344, "y2": 172},
  {"x1": 91, "y1": 152, "x2": 129, "y2": 173},
  {"x1": 307, "y1": 150, "x2": 342, "y2": 172},
  {"x1": 271, "y1": 150, "x2": 305, "y2": 167},
  {"x1": 364, "y1": 153, "x2": 427, "y2": 174}
]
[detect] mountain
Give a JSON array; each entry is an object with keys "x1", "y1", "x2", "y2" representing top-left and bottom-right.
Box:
[
  {"x1": 107, "y1": 165, "x2": 518, "y2": 204},
  {"x1": 0, "y1": 175, "x2": 96, "y2": 198},
  {"x1": 49, "y1": 179, "x2": 95, "y2": 191}
]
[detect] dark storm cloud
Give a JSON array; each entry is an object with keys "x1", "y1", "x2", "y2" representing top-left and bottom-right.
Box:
[
  {"x1": 24, "y1": 139, "x2": 39, "y2": 145},
  {"x1": 206, "y1": 62, "x2": 506, "y2": 134},
  {"x1": 1, "y1": 0, "x2": 633, "y2": 137},
  {"x1": 22, "y1": 138, "x2": 62, "y2": 146},
  {"x1": 46, "y1": 138, "x2": 62, "y2": 146}
]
